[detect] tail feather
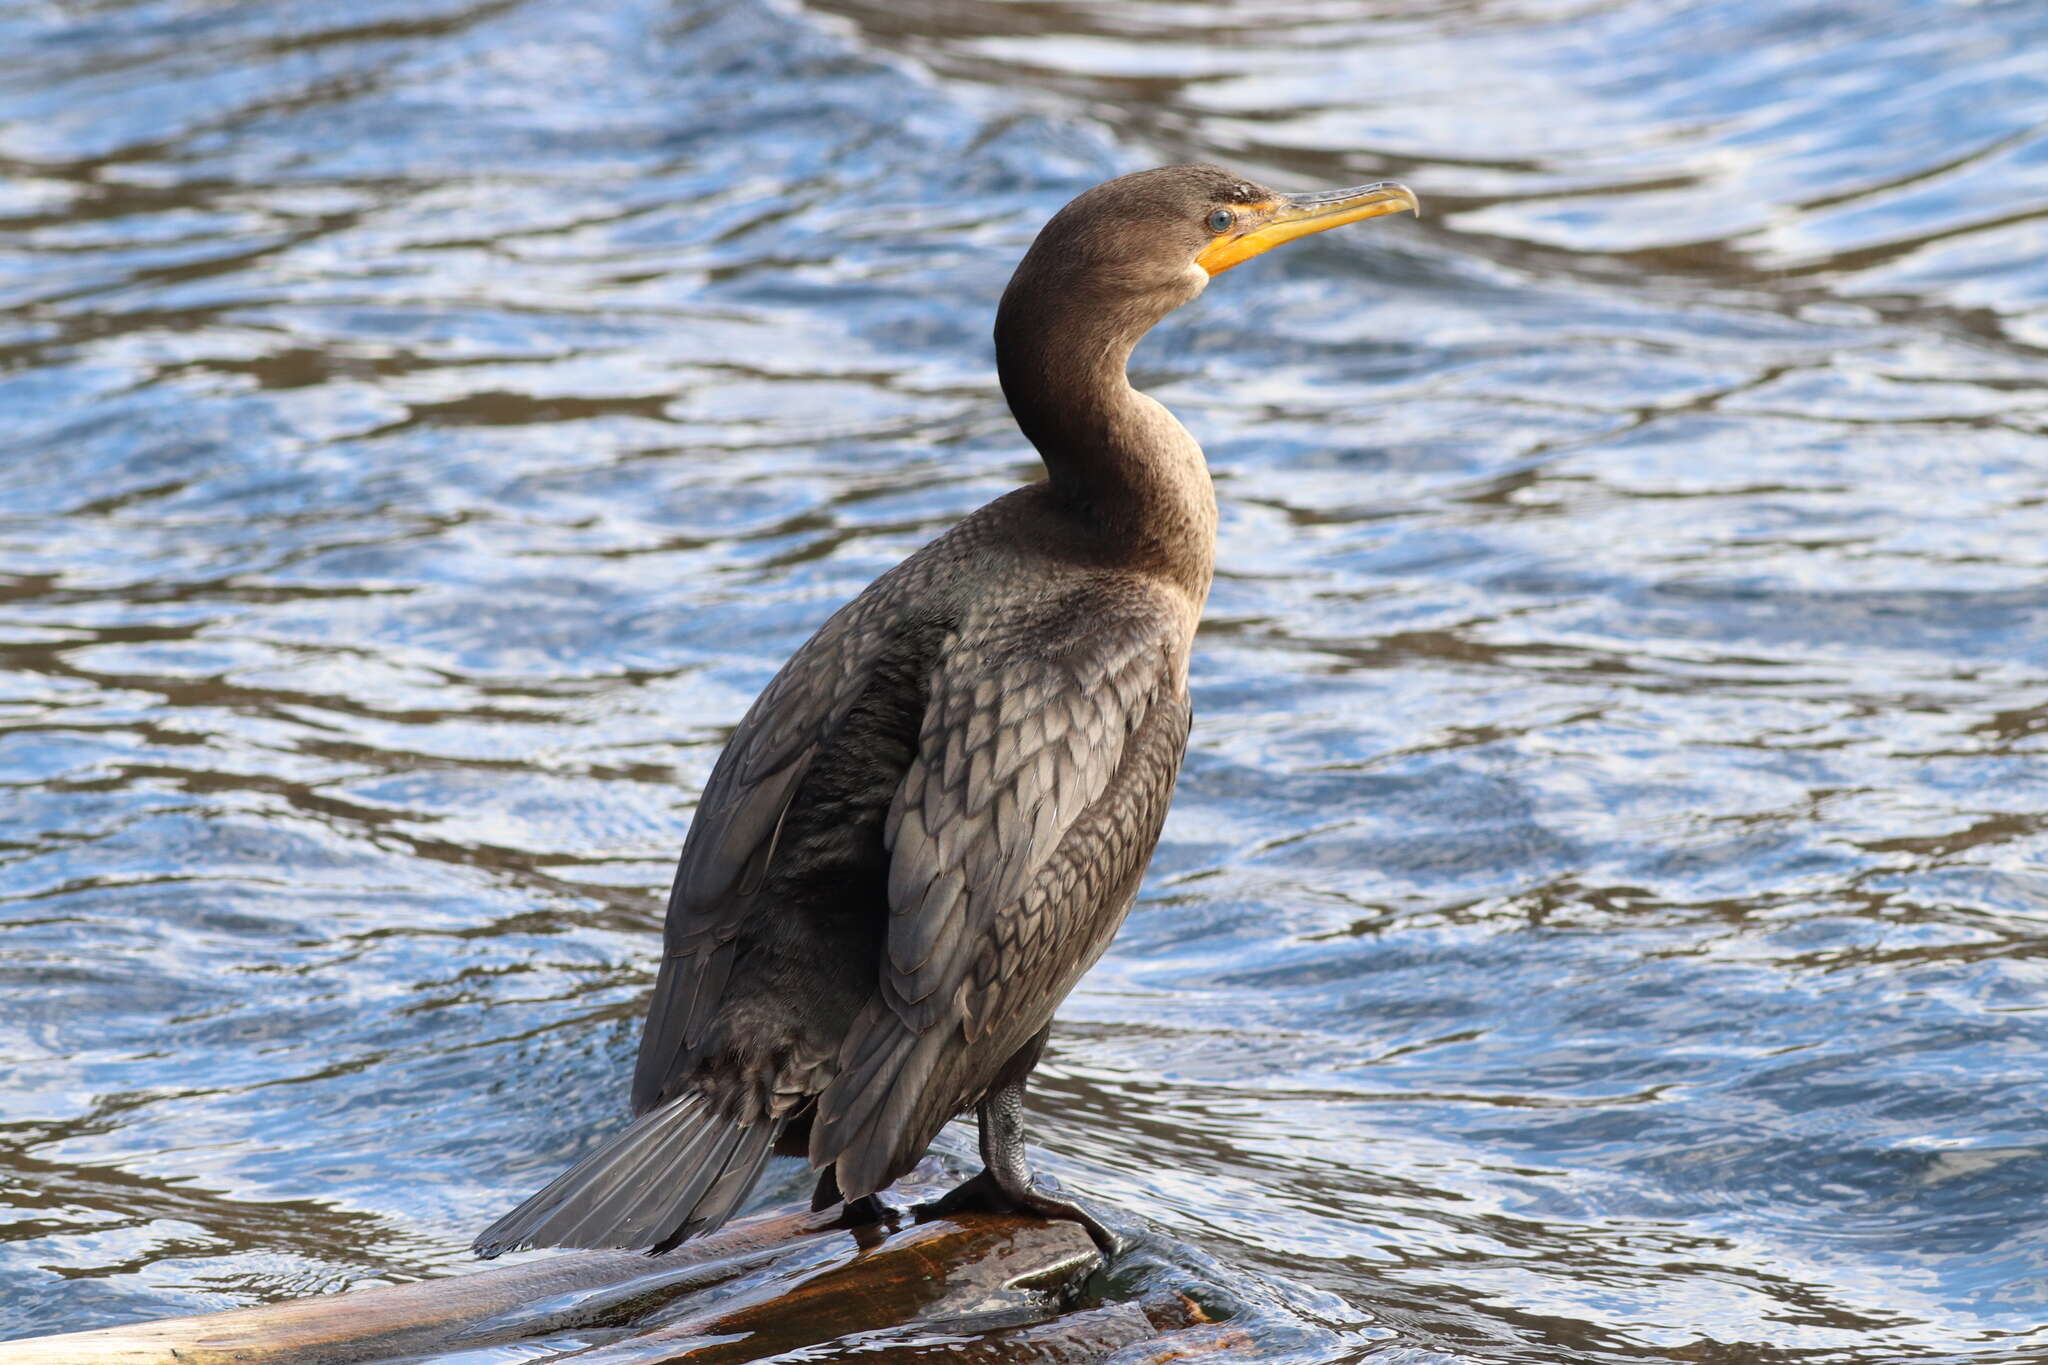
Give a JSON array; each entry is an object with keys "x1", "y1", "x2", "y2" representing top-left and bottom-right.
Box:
[
  {"x1": 474, "y1": 1093, "x2": 783, "y2": 1257},
  {"x1": 651, "y1": 1117, "x2": 778, "y2": 1254}
]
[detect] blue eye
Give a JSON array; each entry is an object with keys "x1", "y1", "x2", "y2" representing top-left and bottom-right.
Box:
[{"x1": 1207, "y1": 208, "x2": 1235, "y2": 233}]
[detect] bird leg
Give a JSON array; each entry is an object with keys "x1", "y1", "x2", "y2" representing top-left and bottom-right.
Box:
[{"x1": 914, "y1": 1078, "x2": 1121, "y2": 1254}]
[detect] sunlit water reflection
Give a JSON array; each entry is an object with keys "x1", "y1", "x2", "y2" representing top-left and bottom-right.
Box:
[{"x1": 2, "y1": 0, "x2": 2046, "y2": 1359}]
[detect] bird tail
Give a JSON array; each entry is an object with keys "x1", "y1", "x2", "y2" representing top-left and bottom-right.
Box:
[{"x1": 473, "y1": 1092, "x2": 782, "y2": 1258}]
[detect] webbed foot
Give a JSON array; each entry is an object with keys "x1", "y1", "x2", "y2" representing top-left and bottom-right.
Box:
[{"x1": 915, "y1": 1167, "x2": 1121, "y2": 1255}]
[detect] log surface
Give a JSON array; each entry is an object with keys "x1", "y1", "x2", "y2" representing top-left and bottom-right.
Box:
[{"x1": 0, "y1": 1198, "x2": 1106, "y2": 1365}]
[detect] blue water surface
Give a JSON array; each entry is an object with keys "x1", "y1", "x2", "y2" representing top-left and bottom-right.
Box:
[{"x1": 2, "y1": 0, "x2": 2046, "y2": 1359}]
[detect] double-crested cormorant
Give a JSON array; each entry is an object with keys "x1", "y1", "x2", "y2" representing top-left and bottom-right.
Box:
[{"x1": 475, "y1": 164, "x2": 1417, "y2": 1258}]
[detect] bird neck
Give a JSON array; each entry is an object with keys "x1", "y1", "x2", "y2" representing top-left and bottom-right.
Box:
[{"x1": 996, "y1": 318, "x2": 1218, "y2": 603}]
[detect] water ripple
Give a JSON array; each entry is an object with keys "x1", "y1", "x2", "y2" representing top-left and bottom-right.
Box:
[{"x1": 2, "y1": 0, "x2": 2046, "y2": 1359}]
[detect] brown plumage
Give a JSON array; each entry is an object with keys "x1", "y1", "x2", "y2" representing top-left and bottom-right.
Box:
[{"x1": 474, "y1": 164, "x2": 1416, "y2": 1258}]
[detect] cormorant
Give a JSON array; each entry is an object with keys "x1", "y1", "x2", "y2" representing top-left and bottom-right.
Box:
[{"x1": 475, "y1": 164, "x2": 1418, "y2": 1258}]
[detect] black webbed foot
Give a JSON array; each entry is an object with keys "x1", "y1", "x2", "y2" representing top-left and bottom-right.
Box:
[
  {"x1": 914, "y1": 1167, "x2": 1121, "y2": 1255},
  {"x1": 909, "y1": 1065, "x2": 1124, "y2": 1255},
  {"x1": 912, "y1": 1165, "x2": 1001, "y2": 1221},
  {"x1": 839, "y1": 1193, "x2": 889, "y2": 1227}
]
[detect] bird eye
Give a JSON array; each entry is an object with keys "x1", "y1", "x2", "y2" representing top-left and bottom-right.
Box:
[{"x1": 1206, "y1": 208, "x2": 1235, "y2": 234}]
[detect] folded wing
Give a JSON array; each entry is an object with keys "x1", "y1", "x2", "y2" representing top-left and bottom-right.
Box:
[
  {"x1": 632, "y1": 589, "x2": 900, "y2": 1113},
  {"x1": 812, "y1": 615, "x2": 1190, "y2": 1195}
]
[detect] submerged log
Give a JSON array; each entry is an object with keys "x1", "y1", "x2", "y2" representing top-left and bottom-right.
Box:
[
  {"x1": 0, "y1": 1191, "x2": 1132, "y2": 1365},
  {"x1": 739, "y1": 1296, "x2": 1234, "y2": 1365},
  {"x1": 539, "y1": 1214, "x2": 1104, "y2": 1365}
]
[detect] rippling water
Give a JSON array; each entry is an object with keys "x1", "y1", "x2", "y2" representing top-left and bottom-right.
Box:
[{"x1": 3, "y1": 0, "x2": 2046, "y2": 1360}]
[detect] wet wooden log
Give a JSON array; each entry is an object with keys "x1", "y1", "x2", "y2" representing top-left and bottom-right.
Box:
[
  {"x1": 0, "y1": 1200, "x2": 845, "y2": 1365},
  {"x1": 537, "y1": 1214, "x2": 1104, "y2": 1364},
  {"x1": 0, "y1": 1194, "x2": 1111, "y2": 1365}
]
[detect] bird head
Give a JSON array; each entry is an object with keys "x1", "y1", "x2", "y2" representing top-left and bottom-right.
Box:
[{"x1": 999, "y1": 163, "x2": 1419, "y2": 346}]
